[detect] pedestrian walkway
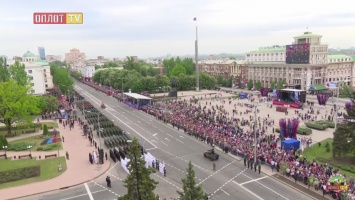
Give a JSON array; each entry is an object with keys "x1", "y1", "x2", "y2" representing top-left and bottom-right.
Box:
[{"x1": 0, "y1": 119, "x2": 111, "y2": 200}]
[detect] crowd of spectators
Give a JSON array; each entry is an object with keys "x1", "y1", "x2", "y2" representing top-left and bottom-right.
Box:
[{"x1": 141, "y1": 95, "x2": 354, "y2": 199}]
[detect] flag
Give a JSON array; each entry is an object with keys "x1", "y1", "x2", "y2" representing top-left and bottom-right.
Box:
[{"x1": 193, "y1": 17, "x2": 196, "y2": 21}]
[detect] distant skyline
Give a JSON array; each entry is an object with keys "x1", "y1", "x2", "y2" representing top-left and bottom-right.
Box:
[{"x1": 1, "y1": 0, "x2": 355, "y2": 59}]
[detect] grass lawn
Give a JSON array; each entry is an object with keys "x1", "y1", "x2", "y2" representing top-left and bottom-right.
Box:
[
  {"x1": 0, "y1": 122, "x2": 59, "y2": 137},
  {"x1": 302, "y1": 138, "x2": 355, "y2": 179},
  {"x1": 8, "y1": 133, "x2": 62, "y2": 152},
  {"x1": 0, "y1": 156, "x2": 67, "y2": 189}
]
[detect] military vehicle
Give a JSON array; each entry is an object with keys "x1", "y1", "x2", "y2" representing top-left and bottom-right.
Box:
[{"x1": 203, "y1": 148, "x2": 219, "y2": 161}]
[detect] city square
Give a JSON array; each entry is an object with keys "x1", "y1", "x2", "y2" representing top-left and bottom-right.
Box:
[{"x1": 1, "y1": 1, "x2": 355, "y2": 200}]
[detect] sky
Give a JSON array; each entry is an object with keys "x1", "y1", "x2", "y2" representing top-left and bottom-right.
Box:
[{"x1": 1, "y1": 0, "x2": 355, "y2": 59}]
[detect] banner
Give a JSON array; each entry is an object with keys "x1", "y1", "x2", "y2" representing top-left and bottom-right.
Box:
[{"x1": 326, "y1": 82, "x2": 337, "y2": 89}]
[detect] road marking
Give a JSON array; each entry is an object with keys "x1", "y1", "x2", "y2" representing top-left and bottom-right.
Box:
[
  {"x1": 232, "y1": 180, "x2": 264, "y2": 200},
  {"x1": 107, "y1": 159, "x2": 121, "y2": 172},
  {"x1": 84, "y1": 183, "x2": 94, "y2": 200},
  {"x1": 241, "y1": 174, "x2": 289, "y2": 200},
  {"x1": 198, "y1": 160, "x2": 235, "y2": 185},
  {"x1": 209, "y1": 169, "x2": 246, "y2": 198},
  {"x1": 179, "y1": 135, "x2": 184, "y2": 139},
  {"x1": 161, "y1": 141, "x2": 168, "y2": 146},
  {"x1": 91, "y1": 181, "x2": 120, "y2": 197},
  {"x1": 221, "y1": 189, "x2": 230, "y2": 196},
  {"x1": 145, "y1": 147, "x2": 157, "y2": 151},
  {"x1": 151, "y1": 140, "x2": 158, "y2": 143},
  {"x1": 165, "y1": 162, "x2": 185, "y2": 174},
  {"x1": 60, "y1": 189, "x2": 106, "y2": 200},
  {"x1": 165, "y1": 138, "x2": 170, "y2": 141},
  {"x1": 240, "y1": 176, "x2": 268, "y2": 185},
  {"x1": 138, "y1": 121, "x2": 141, "y2": 123},
  {"x1": 175, "y1": 139, "x2": 183, "y2": 143},
  {"x1": 107, "y1": 173, "x2": 123, "y2": 181},
  {"x1": 154, "y1": 173, "x2": 181, "y2": 190}
]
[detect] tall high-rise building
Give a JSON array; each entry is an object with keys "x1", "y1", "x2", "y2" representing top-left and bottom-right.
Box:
[{"x1": 38, "y1": 47, "x2": 45, "y2": 60}]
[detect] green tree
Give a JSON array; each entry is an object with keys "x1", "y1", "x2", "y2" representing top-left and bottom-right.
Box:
[
  {"x1": 178, "y1": 75, "x2": 195, "y2": 90},
  {"x1": 0, "y1": 57, "x2": 10, "y2": 82},
  {"x1": 270, "y1": 81, "x2": 276, "y2": 89},
  {"x1": 124, "y1": 56, "x2": 139, "y2": 71},
  {"x1": 216, "y1": 76, "x2": 224, "y2": 85},
  {"x1": 103, "y1": 61, "x2": 119, "y2": 68},
  {"x1": 247, "y1": 80, "x2": 253, "y2": 90},
  {"x1": 255, "y1": 80, "x2": 262, "y2": 90},
  {"x1": 169, "y1": 64, "x2": 186, "y2": 77},
  {"x1": 50, "y1": 64, "x2": 73, "y2": 94},
  {"x1": 70, "y1": 71, "x2": 82, "y2": 80},
  {"x1": 147, "y1": 67, "x2": 159, "y2": 76},
  {"x1": 37, "y1": 95, "x2": 59, "y2": 112},
  {"x1": 119, "y1": 137, "x2": 158, "y2": 200},
  {"x1": 276, "y1": 80, "x2": 286, "y2": 89},
  {"x1": 177, "y1": 161, "x2": 208, "y2": 200},
  {"x1": 0, "y1": 81, "x2": 40, "y2": 134},
  {"x1": 199, "y1": 73, "x2": 216, "y2": 89},
  {"x1": 141, "y1": 76, "x2": 157, "y2": 92},
  {"x1": 181, "y1": 58, "x2": 195, "y2": 75},
  {"x1": 43, "y1": 124, "x2": 48, "y2": 135},
  {"x1": 155, "y1": 74, "x2": 170, "y2": 89},
  {"x1": 339, "y1": 85, "x2": 353, "y2": 98},
  {"x1": 9, "y1": 61, "x2": 29, "y2": 86},
  {"x1": 162, "y1": 58, "x2": 176, "y2": 76}
]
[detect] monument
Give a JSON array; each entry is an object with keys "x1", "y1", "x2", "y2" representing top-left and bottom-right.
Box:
[{"x1": 168, "y1": 78, "x2": 178, "y2": 98}]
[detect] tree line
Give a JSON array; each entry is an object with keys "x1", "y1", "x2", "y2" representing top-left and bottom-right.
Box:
[{"x1": 92, "y1": 69, "x2": 217, "y2": 93}]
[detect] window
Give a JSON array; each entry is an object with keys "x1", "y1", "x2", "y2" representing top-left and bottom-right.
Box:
[
  {"x1": 44, "y1": 69, "x2": 46, "y2": 72},
  {"x1": 31, "y1": 90, "x2": 35, "y2": 93},
  {"x1": 29, "y1": 76, "x2": 33, "y2": 80},
  {"x1": 28, "y1": 70, "x2": 32, "y2": 73},
  {"x1": 31, "y1": 83, "x2": 34, "y2": 86},
  {"x1": 45, "y1": 84, "x2": 48, "y2": 88}
]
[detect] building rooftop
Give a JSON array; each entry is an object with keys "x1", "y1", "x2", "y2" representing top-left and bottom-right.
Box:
[
  {"x1": 294, "y1": 31, "x2": 322, "y2": 38},
  {"x1": 34, "y1": 60, "x2": 49, "y2": 66},
  {"x1": 351, "y1": 56, "x2": 355, "y2": 61},
  {"x1": 328, "y1": 54, "x2": 352, "y2": 59},
  {"x1": 23, "y1": 51, "x2": 35, "y2": 58},
  {"x1": 247, "y1": 45, "x2": 286, "y2": 54}
]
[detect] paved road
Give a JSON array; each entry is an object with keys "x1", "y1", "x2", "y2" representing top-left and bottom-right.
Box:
[{"x1": 19, "y1": 81, "x2": 316, "y2": 200}]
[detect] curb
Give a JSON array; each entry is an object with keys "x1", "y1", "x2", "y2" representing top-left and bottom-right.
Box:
[{"x1": 6, "y1": 160, "x2": 112, "y2": 200}]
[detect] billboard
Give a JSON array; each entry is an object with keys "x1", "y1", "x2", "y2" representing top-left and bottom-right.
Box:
[{"x1": 286, "y1": 44, "x2": 310, "y2": 64}]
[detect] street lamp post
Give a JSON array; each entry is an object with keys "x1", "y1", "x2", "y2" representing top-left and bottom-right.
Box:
[
  {"x1": 27, "y1": 145, "x2": 32, "y2": 156},
  {"x1": 2, "y1": 145, "x2": 7, "y2": 154}
]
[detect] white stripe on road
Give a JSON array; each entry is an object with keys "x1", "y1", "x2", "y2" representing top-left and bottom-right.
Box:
[
  {"x1": 232, "y1": 180, "x2": 264, "y2": 200},
  {"x1": 60, "y1": 189, "x2": 106, "y2": 200},
  {"x1": 221, "y1": 189, "x2": 230, "y2": 196},
  {"x1": 241, "y1": 174, "x2": 289, "y2": 200},
  {"x1": 179, "y1": 135, "x2": 184, "y2": 139},
  {"x1": 240, "y1": 176, "x2": 268, "y2": 185},
  {"x1": 84, "y1": 183, "x2": 94, "y2": 200},
  {"x1": 175, "y1": 139, "x2": 183, "y2": 143},
  {"x1": 145, "y1": 147, "x2": 157, "y2": 151},
  {"x1": 161, "y1": 141, "x2": 169, "y2": 146},
  {"x1": 165, "y1": 138, "x2": 170, "y2": 141}
]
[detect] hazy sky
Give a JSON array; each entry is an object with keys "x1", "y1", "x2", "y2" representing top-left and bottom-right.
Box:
[{"x1": 1, "y1": 0, "x2": 355, "y2": 59}]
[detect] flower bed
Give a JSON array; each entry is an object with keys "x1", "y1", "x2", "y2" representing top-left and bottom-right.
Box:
[{"x1": 276, "y1": 106, "x2": 287, "y2": 112}]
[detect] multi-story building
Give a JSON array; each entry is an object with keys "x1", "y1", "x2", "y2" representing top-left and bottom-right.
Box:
[
  {"x1": 76, "y1": 66, "x2": 95, "y2": 81},
  {"x1": 7, "y1": 51, "x2": 53, "y2": 95},
  {"x1": 86, "y1": 56, "x2": 111, "y2": 67},
  {"x1": 326, "y1": 55, "x2": 353, "y2": 87},
  {"x1": 198, "y1": 59, "x2": 246, "y2": 87},
  {"x1": 65, "y1": 48, "x2": 86, "y2": 68},
  {"x1": 246, "y1": 32, "x2": 329, "y2": 90},
  {"x1": 38, "y1": 47, "x2": 45, "y2": 60},
  {"x1": 45, "y1": 55, "x2": 62, "y2": 62}
]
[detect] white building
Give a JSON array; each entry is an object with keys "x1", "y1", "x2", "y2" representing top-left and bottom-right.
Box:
[
  {"x1": 7, "y1": 51, "x2": 53, "y2": 95},
  {"x1": 326, "y1": 55, "x2": 353, "y2": 87},
  {"x1": 76, "y1": 66, "x2": 95, "y2": 78},
  {"x1": 245, "y1": 32, "x2": 329, "y2": 90}
]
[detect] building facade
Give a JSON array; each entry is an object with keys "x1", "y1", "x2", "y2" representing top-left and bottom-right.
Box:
[
  {"x1": 7, "y1": 51, "x2": 53, "y2": 95},
  {"x1": 246, "y1": 32, "x2": 329, "y2": 90},
  {"x1": 38, "y1": 47, "x2": 45, "y2": 60},
  {"x1": 198, "y1": 59, "x2": 246, "y2": 87},
  {"x1": 326, "y1": 55, "x2": 352, "y2": 86},
  {"x1": 65, "y1": 48, "x2": 86, "y2": 68},
  {"x1": 45, "y1": 55, "x2": 62, "y2": 62}
]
